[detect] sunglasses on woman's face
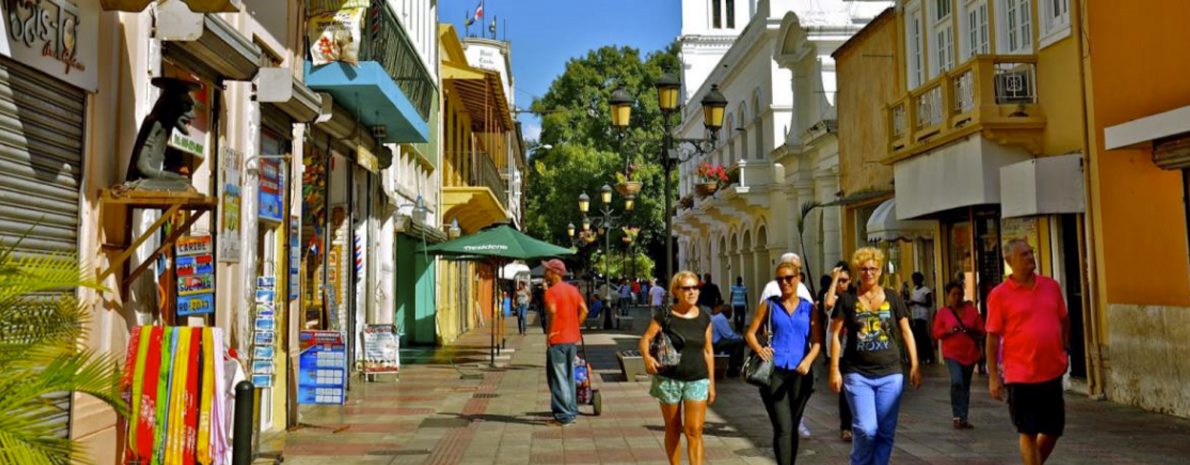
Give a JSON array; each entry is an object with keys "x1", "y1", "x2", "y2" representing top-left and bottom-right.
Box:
[
  {"x1": 679, "y1": 285, "x2": 700, "y2": 292},
  {"x1": 776, "y1": 275, "x2": 797, "y2": 283}
]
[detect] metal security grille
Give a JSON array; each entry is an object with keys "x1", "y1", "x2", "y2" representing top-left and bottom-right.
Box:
[
  {"x1": 0, "y1": 55, "x2": 86, "y2": 440},
  {"x1": 0, "y1": 56, "x2": 85, "y2": 257}
]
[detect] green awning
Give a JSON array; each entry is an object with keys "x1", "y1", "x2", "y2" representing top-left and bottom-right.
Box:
[{"x1": 417, "y1": 224, "x2": 573, "y2": 261}]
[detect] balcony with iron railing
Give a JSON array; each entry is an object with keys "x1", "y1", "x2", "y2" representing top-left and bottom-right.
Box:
[
  {"x1": 305, "y1": 0, "x2": 436, "y2": 144},
  {"x1": 886, "y1": 55, "x2": 1045, "y2": 161},
  {"x1": 477, "y1": 153, "x2": 508, "y2": 211}
]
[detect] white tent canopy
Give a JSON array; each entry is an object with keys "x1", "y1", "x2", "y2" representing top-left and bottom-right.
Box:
[
  {"x1": 499, "y1": 262, "x2": 531, "y2": 281},
  {"x1": 866, "y1": 199, "x2": 935, "y2": 242}
]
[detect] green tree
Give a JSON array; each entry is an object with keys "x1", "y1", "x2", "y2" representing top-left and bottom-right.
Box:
[
  {"x1": 0, "y1": 245, "x2": 125, "y2": 464},
  {"x1": 524, "y1": 44, "x2": 680, "y2": 278}
]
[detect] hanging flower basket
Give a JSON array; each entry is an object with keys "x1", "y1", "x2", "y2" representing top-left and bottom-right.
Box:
[
  {"x1": 614, "y1": 181, "x2": 642, "y2": 197},
  {"x1": 622, "y1": 235, "x2": 633, "y2": 243},
  {"x1": 695, "y1": 182, "x2": 719, "y2": 196}
]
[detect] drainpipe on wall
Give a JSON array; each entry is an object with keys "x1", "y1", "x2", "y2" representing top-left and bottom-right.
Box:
[{"x1": 1074, "y1": 0, "x2": 1107, "y2": 400}]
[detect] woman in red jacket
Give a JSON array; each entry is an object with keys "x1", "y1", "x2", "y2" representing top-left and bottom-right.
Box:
[{"x1": 932, "y1": 281, "x2": 985, "y2": 429}]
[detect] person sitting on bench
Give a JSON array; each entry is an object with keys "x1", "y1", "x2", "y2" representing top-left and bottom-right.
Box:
[
  {"x1": 586, "y1": 294, "x2": 605, "y2": 326},
  {"x1": 712, "y1": 305, "x2": 746, "y2": 377}
]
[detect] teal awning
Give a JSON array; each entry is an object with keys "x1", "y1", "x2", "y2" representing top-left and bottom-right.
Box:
[{"x1": 304, "y1": 61, "x2": 430, "y2": 144}]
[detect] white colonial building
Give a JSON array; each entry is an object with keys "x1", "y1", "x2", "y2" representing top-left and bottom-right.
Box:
[{"x1": 673, "y1": 0, "x2": 888, "y2": 296}]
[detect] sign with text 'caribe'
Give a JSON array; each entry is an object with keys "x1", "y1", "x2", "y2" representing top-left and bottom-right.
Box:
[{"x1": 0, "y1": 0, "x2": 98, "y2": 92}]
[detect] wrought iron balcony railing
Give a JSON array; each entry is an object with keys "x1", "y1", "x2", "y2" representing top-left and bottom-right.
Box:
[{"x1": 361, "y1": 0, "x2": 435, "y2": 121}]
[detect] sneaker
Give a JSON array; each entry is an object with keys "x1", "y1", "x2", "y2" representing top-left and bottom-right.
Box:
[
  {"x1": 548, "y1": 419, "x2": 574, "y2": 427},
  {"x1": 798, "y1": 421, "x2": 811, "y2": 438}
]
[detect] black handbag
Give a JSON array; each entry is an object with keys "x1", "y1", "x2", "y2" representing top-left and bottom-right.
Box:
[
  {"x1": 649, "y1": 310, "x2": 683, "y2": 372},
  {"x1": 743, "y1": 298, "x2": 777, "y2": 387}
]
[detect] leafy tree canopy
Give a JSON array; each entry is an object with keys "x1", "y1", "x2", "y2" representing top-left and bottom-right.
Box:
[{"x1": 524, "y1": 43, "x2": 680, "y2": 278}]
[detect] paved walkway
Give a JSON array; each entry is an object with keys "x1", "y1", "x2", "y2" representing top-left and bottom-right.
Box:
[{"x1": 273, "y1": 309, "x2": 1190, "y2": 464}]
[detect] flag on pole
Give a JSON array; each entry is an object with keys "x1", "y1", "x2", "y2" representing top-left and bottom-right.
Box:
[
  {"x1": 475, "y1": 0, "x2": 484, "y2": 20},
  {"x1": 489, "y1": 15, "x2": 497, "y2": 35}
]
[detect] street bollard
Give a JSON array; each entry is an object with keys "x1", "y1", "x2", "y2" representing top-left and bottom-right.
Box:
[{"x1": 232, "y1": 380, "x2": 254, "y2": 465}]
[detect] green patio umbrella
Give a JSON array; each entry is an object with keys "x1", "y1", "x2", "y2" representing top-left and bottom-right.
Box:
[
  {"x1": 417, "y1": 224, "x2": 573, "y2": 365},
  {"x1": 417, "y1": 224, "x2": 574, "y2": 260}
]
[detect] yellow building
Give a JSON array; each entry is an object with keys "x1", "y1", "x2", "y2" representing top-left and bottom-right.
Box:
[
  {"x1": 836, "y1": 0, "x2": 1093, "y2": 384},
  {"x1": 1086, "y1": 0, "x2": 1190, "y2": 417},
  {"x1": 436, "y1": 25, "x2": 519, "y2": 343}
]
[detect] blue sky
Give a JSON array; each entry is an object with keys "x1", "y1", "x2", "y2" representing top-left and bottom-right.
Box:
[{"x1": 439, "y1": 0, "x2": 682, "y2": 142}]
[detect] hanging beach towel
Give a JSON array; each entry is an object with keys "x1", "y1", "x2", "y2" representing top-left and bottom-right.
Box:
[
  {"x1": 122, "y1": 327, "x2": 143, "y2": 464},
  {"x1": 197, "y1": 328, "x2": 214, "y2": 464},
  {"x1": 154, "y1": 327, "x2": 178, "y2": 465}
]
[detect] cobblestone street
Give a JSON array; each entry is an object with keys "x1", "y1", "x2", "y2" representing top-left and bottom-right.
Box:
[{"x1": 272, "y1": 309, "x2": 1190, "y2": 464}]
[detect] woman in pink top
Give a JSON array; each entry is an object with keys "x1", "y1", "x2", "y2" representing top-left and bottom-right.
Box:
[{"x1": 932, "y1": 282, "x2": 985, "y2": 429}]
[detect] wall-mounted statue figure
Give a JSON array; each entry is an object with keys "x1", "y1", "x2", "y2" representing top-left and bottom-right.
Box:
[{"x1": 122, "y1": 77, "x2": 202, "y2": 192}]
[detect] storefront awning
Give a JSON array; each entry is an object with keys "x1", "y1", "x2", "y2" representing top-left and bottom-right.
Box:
[
  {"x1": 866, "y1": 199, "x2": 935, "y2": 242},
  {"x1": 444, "y1": 62, "x2": 514, "y2": 133},
  {"x1": 164, "y1": 13, "x2": 260, "y2": 81},
  {"x1": 442, "y1": 187, "x2": 510, "y2": 234},
  {"x1": 304, "y1": 61, "x2": 430, "y2": 144},
  {"x1": 1104, "y1": 104, "x2": 1190, "y2": 170},
  {"x1": 999, "y1": 154, "x2": 1086, "y2": 219},
  {"x1": 893, "y1": 135, "x2": 1032, "y2": 219},
  {"x1": 101, "y1": 0, "x2": 240, "y2": 12}
]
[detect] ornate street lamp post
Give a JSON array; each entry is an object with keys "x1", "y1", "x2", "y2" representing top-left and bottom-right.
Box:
[
  {"x1": 612, "y1": 73, "x2": 726, "y2": 280},
  {"x1": 579, "y1": 185, "x2": 629, "y2": 330}
]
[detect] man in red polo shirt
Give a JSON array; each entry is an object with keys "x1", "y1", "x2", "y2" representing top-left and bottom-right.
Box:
[
  {"x1": 542, "y1": 259, "x2": 587, "y2": 426},
  {"x1": 986, "y1": 238, "x2": 1070, "y2": 465}
]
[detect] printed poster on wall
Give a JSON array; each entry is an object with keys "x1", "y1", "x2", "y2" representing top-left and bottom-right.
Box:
[
  {"x1": 297, "y1": 330, "x2": 347, "y2": 404},
  {"x1": 258, "y1": 157, "x2": 284, "y2": 223},
  {"x1": 219, "y1": 147, "x2": 242, "y2": 262},
  {"x1": 252, "y1": 277, "x2": 277, "y2": 388},
  {"x1": 290, "y1": 216, "x2": 300, "y2": 301},
  {"x1": 362, "y1": 324, "x2": 399, "y2": 374}
]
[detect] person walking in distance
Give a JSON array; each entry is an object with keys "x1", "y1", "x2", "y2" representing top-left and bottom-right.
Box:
[
  {"x1": 986, "y1": 239, "x2": 1070, "y2": 465},
  {"x1": 729, "y1": 276, "x2": 749, "y2": 333},
  {"x1": 829, "y1": 247, "x2": 922, "y2": 465},
  {"x1": 908, "y1": 272, "x2": 935, "y2": 364},
  {"x1": 639, "y1": 271, "x2": 715, "y2": 465},
  {"x1": 515, "y1": 281, "x2": 531, "y2": 336},
  {"x1": 823, "y1": 261, "x2": 854, "y2": 442},
  {"x1": 933, "y1": 281, "x2": 984, "y2": 429},
  {"x1": 697, "y1": 273, "x2": 723, "y2": 316},
  {"x1": 760, "y1": 253, "x2": 816, "y2": 439},
  {"x1": 711, "y1": 305, "x2": 745, "y2": 378},
  {"x1": 542, "y1": 259, "x2": 588, "y2": 426},
  {"x1": 650, "y1": 279, "x2": 667, "y2": 310},
  {"x1": 745, "y1": 261, "x2": 821, "y2": 464}
]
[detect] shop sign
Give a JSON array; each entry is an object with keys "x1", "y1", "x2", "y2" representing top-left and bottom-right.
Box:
[
  {"x1": 0, "y1": 0, "x2": 98, "y2": 92},
  {"x1": 219, "y1": 147, "x2": 242, "y2": 261},
  {"x1": 177, "y1": 293, "x2": 214, "y2": 317},
  {"x1": 258, "y1": 158, "x2": 285, "y2": 222},
  {"x1": 176, "y1": 254, "x2": 213, "y2": 276},
  {"x1": 362, "y1": 324, "x2": 399, "y2": 374},
  {"x1": 178, "y1": 274, "x2": 213, "y2": 296},
  {"x1": 176, "y1": 235, "x2": 212, "y2": 256},
  {"x1": 297, "y1": 330, "x2": 346, "y2": 404}
]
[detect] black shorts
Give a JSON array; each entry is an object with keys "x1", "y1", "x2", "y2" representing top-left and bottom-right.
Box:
[{"x1": 1007, "y1": 376, "x2": 1065, "y2": 436}]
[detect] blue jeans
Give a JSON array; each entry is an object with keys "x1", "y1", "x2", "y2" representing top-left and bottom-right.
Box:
[
  {"x1": 843, "y1": 373, "x2": 904, "y2": 465},
  {"x1": 945, "y1": 358, "x2": 975, "y2": 421},
  {"x1": 515, "y1": 304, "x2": 528, "y2": 334},
  {"x1": 547, "y1": 343, "x2": 578, "y2": 423}
]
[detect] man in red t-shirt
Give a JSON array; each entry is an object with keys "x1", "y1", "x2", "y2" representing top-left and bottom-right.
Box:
[
  {"x1": 542, "y1": 259, "x2": 588, "y2": 425},
  {"x1": 986, "y1": 239, "x2": 1070, "y2": 465}
]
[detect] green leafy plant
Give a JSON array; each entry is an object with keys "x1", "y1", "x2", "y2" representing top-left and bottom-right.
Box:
[
  {"x1": 615, "y1": 162, "x2": 640, "y2": 184},
  {"x1": 0, "y1": 241, "x2": 126, "y2": 465}
]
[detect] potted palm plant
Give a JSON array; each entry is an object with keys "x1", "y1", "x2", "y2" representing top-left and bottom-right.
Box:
[
  {"x1": 695, "y1": 163, "x2": 729, "y2": 196},
  {"x1": 614, "y1": 163, "x2": 643, "y2": 197}
]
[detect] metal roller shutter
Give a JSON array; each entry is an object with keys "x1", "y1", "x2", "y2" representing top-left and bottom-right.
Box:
[{"x1": 0, "y1": 55, "x2": 86, "y2": 439}]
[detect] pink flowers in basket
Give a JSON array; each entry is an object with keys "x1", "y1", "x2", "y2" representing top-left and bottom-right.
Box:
[{"x1": 696, "y1": 163, "x2": 729, "y2": 184}]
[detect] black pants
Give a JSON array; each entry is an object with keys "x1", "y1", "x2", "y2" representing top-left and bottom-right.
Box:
[
  {"x1": 713, "y1": 339, "x2": 745, "y2": 376},
  {"x1": 838, "y1": 389, "x2": 852, "y2": 431},
  {"x1": 732, "y1": 305, "x2": 747, "y2": 333},
  {"x1": 911, "y1": 319, "x2": 934, "y2": 363},
  {"x1": 760, "y1": 368, "x2": 814, "y2": 465}
]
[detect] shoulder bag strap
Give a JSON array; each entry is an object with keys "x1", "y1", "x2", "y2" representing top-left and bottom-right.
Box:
[
  {"x1": 947, "y1": 306, "x2": 969, "y2": 333},
  {"x1": 766, "y1": 297, "x2": 776, "y2": 348}
]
